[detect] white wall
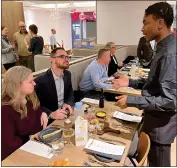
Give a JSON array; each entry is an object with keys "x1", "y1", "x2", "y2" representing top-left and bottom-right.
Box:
[
  {"x1": 97, "y1": 1, "x2": 160, "y2": 45},
  {"x1": 24, "y1": 8, "x2": 72, "y2": 50}
]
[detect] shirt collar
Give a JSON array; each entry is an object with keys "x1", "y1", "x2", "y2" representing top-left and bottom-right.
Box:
[
  {"x1": 51, "y1": 68, "x2": 64, "y2": 80},
  {"x1": 156, "y1": 33, "x2": 174, "y2": 50}
]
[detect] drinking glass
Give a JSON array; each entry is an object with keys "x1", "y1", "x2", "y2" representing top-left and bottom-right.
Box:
[{"x1": 50, "y1": 138, "x2": 65, "y2": 156}]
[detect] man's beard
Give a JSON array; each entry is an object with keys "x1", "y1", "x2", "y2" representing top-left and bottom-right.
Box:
[
  {"x1": 56, "y1": 63, "x2": 69, "y2": 69},
  {"x1": 20, "y1": 29, "x2": 28, "y2": 34}
]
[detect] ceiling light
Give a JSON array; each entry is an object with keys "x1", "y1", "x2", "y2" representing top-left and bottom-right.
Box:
[{"x1": 32, "y1": 3, "x2": 70, "y2": 9}]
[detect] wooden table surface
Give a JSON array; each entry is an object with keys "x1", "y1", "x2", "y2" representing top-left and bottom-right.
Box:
[
  {"x1": 2, "y1": 102, "x2": 143, "y2": 166},
  {"x1": 96, "y1": 87, "x2": 142, "y2": 97}
]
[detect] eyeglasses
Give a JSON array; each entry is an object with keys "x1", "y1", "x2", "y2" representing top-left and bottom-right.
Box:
[
  {"x1": 112, "y1": 47, "x2": 116, "y2": 49},
  {"x1": 53, "y1": 55, "x2": 71, "y2": 60}
]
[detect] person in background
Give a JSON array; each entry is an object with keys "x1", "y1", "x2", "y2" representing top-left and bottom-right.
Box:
[
  {"x1": 13, "y1": 21, "x2": 33, "y2": 71},
  {"x1": 1, "y1": 26, "x2": 18, "y2": 70},
  {"x1": 105, "y1": 42, "x2": 123, "y2": 77},
  {"x1": 1, "y1": 66, "x2": 48, "y2": 161},
  {"x1": 137, "y1": 36, "x2": 156, "y2": 68},
  {"x1": 50, "y1": 29, "x2": 60, "y2": 50},
  {"x1": 79, "y1": 48, "x2": 119, "y2": 99},
  {"x1": 115, "y1": 2, "x2": 176, "y2": 166},
  {"x1": 35, "y1": 47, "x2": 74, "y2": 124},
  {"x1": 25, "y1": 24, "x2": 44, "y2": 72}
]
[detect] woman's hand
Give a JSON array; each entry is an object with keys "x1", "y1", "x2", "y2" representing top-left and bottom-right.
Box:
[{"x1": 40, "y1": 112, "x2": 48, "y2": 129}]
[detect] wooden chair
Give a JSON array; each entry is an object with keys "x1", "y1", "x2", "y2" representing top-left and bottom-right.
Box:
[{"x1": 128, "y1": 132, "x2": 150, "y2": 166}]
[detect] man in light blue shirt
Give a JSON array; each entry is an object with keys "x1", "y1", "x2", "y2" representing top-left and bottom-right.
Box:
[
  {"x1": 50, "y1": 29, "x2": 60, "y2": 50},
  {"x1": 79, "y1": 48, "x2": 118, "y2": 98}
]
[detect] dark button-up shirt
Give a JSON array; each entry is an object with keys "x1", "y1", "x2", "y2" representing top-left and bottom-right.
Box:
[{"x1": 127, "y1": 34, "x2": 176, "y2": 144}]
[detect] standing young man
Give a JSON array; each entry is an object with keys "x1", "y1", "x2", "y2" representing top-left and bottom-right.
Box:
[{"x1": 115, "y1": 2, "x2": 176, "y2": 166}]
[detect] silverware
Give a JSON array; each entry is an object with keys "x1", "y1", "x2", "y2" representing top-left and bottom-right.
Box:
[
  {"x1": 121, "y1": 111, "x2": 140, "y2": 117},
  {"x1": 98, "y1": 137, "x2": 126, "y2": 145},
  {"x1": 83, "y1": 161, "x2": 91, "y2": 166},
  {"x1": 88, "y1": 156, "x2": 110, "y2": 167}
]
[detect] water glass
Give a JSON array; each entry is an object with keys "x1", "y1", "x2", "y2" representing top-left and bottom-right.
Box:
[{"x1": 50, "y1": 138, "x2": 65, "y2": 156}]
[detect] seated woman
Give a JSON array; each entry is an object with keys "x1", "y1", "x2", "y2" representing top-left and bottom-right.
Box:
[
  {"x1": 1, "y1": 66, "x2": 48, "y2": 161},
  {"x1": 105, "y1": 42, "x2": 123, "y2": 77}
]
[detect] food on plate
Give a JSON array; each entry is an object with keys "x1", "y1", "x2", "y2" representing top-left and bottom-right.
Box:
[
  {"x1": 90, "y1": 118, "x2": 99, "y2": 124},
  {"x1": 43, "y1": 129, "x2": 62, "y2": 139},
  {"x1": 88, "y1": 124, "x2": 96, "y2": 133},
  {"x1": 50, "y1": 158, "x2": 81, "y2": 166},
  {"x1": 86, "y1": 114, "x2": 96, "y2": 121},
  {"x1": 96, "y1": 111, "x2": 106, "y2": 118},
  {"x1": 83, "y1": 104, "x2": 90, "y2": 112}
]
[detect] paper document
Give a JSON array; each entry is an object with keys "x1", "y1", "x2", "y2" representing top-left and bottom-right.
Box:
[
  {"x1": 113, "y1": 111, "x2": 142, "y2": 123},
  {"x1": 20, "y1": 140, "x2": 53, "y2": 159},
  {"x1": 84, "y1": 139, "x2": 125, "y2": 160},
  {"x1": 81, "y1": 98, "x2": 99, "y2": 105}
]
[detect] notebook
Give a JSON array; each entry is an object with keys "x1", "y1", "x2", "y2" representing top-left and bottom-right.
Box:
[{"x1": 84, "y1": 139, "x2": 125, "y2": 161}]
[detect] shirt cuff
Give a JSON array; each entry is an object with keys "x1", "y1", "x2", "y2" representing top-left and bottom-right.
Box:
[{"x1": 127, "y1": 95, "x2": 139, "y2": 108}]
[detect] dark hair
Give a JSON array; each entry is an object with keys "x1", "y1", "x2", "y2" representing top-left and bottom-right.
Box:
[
  {"x1": 29, "y1": 24, "x2": 38, "y2": 34},
  {"x1": 50, "y1": 47, "x2": 65, "y2": 57},
  {"x1": 145, "y1": 2, "x2": 174, "y2": 28},
  {"x1": 1, "y1": 26, "x2": 6, "y2": 31},
  {"x1": 97, "y1": 48, "x2": 110, "y2": 59}
]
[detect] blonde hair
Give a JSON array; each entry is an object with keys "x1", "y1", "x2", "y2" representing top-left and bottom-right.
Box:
[
  {"x1": 104, "y1": 42, "x2": 115, "y2": 50},
  {"x1": 2, "y1": 66, "x2": 40, "y2": 118}
]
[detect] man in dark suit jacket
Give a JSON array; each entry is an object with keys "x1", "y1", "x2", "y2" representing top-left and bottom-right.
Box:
[{"x1": 35, "y1": 47, "x2": 74, "y2": 122}]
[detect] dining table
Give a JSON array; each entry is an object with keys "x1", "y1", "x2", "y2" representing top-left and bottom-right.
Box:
[{"x1": 2, "y1": 101, "x2": 143, "y2": 166}]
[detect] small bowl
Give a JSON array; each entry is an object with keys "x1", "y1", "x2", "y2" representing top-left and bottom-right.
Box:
[{"x1": 96, "y1": 111, "x2": 106, "y2": 118}]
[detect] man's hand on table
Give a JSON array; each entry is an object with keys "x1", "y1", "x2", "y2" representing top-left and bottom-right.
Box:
[
  {"x1": 115, "y1": 95, "x2": 128, "y2": 108},
  {"x1": 49, "y1": 109, "x2": 67, "y2": 120},
  {"x1": 112, "y1": 76, "x2": 129, "y2": 88},
  {"x1": 62, "y1": 104, "x2": 73, "y2": 115}
]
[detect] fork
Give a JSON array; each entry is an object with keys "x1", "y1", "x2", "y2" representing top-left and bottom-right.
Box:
[
  {"x1": 83, "y1": 161, "x2": 91, "y2": 167},
  {"x1": 88, "y1": 156, "x2": 110, "y2": 167}
]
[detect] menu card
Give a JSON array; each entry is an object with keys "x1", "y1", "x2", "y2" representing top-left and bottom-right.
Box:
[
  {"x1": 113, "y1": 111, "x2": 142, "y2": 123},
  {"x1": 75, "y1": 116, "x2": 88, "y2": 146},
  {"x1": 84, "y1": 139, "x2": 125, "y2": 161}
]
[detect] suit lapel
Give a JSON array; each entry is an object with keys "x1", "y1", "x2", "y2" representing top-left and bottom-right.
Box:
[{"x1": 47, "y1": 69, "x2": 58, "y2": 103}]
